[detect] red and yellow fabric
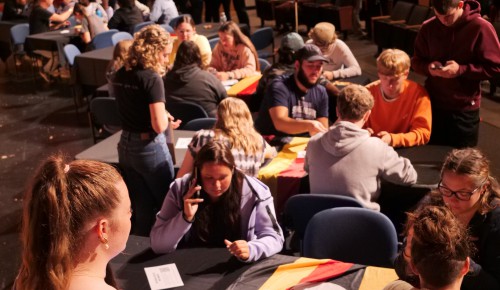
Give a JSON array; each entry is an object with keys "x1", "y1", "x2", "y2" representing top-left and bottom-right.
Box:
[
  {"x1": 258, "y1": 137, "x2": 309, "y2": 215},
  {"x1": 227, "y1": 75, "x2": 262, "y2": 105},
  {"x1": 259, "y1": 257, "x2": 398, "y2": 290}
]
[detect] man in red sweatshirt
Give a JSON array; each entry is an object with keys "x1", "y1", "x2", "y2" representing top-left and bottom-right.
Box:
[{"x1": 412, "y1": 0, "x2": 500, "y2": 148}]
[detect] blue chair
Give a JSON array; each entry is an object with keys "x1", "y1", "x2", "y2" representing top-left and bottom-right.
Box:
[
  {"x1": 208, "y1": 37, "x2": 219, "y2": 50},
  {"x1": 182, "y1": 118, "x2": 217, "y2": 131},
  {"x1": 250, "y1": 27, "x2": 275, "y2": 63},
  {"x1": 133, "y1": 21, "x2": 155, "y2": 34},
  {"x1": 92, "y1": 29, "x2": 118, "y2": 49},
  {"x1": 62, "y1": 44, "x2": 82, "y2": 113},
  {"x1": 166, "y1": 102, "x2": 209, "y2": 130},
  {"x1": 111, "y1": 31, "x2": 133, "y2": 46},
  {"x1": 283, "y1": 194, "x2": 364, "y2": 253},
  {"x1": 63, "y1": 44, "x2": 81, "y2": 66},
  {"x1": 303, "y1": 207, "x2": 399, "y2": 268},
  {"x1": 258, "y1": 58, "x2": 271, "y2": 72},
  {"x1": 10, "y1": 23, "x2": 30, "y2": 77},
  {"x1": 168, "y1": 14, "x2": 192, "y2": 28},
  {"x1": 160, "y1": 23, "x2": 174, "y2": 33}
]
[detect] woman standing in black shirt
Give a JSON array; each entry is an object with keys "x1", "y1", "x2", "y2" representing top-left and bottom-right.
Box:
[{"x1": 112, "y1": 25, "x2": 178, "y2": 236}]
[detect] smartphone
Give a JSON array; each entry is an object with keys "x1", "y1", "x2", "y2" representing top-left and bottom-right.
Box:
[
  {"x1": 190, "y1": 167, "x2": 200, "y2": 198},
  {"x1": 431, "y1": 64, "x2": 443, "y2": 70}
]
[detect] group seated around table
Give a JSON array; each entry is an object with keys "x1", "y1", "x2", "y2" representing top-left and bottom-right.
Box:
[
  {"x1": 306, "y1": 22, "x2": 361, "y2": 81},
  {"x1": 168, "y1": 14, "x2": 211, "y2": 68},
  {"x1": 164, "y1": 40, "x2": 226, "y2": 118},
  {"x1": 15, "y1": 155, "x2": 132, "y2": 290},
  {"x1": 384, "y1": 205, "x2": 471, "y2": 290},
  {"x1": 393, "y1": 148, "x2": 500, "y2": 289},
  {"x1": 28, "y1": 0, "x2": 74, "y2": 81},
  {"x1": 305, "y1": 84, "x2": 417, "y2": 210},
  {"x1": 208, "y1": 21, "x2": 260, "y2": 81},
  {"x1": 176, "y1": 97, "x2": 276, "y2": 178},
  {"x1": 365, "y1": 48, "x2": 432, "y2": 148},
  {"x1": 150, "y1": 141, "x2": 284, "y2": 262},
  {"x1": 254, "y1": 44, "x2": 329, "y2": 139}
]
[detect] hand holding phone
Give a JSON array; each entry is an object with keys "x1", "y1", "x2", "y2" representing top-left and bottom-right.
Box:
[{"x1": 183, "y1": 170, "x2": 203, "y2": 222}]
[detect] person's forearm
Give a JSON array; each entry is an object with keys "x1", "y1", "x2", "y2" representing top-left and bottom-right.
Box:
[{"x1": 273, "y1": 118, "x2": 313, "y2": 135}]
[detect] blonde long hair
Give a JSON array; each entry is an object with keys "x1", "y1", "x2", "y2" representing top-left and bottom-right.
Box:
[
  {"x1": 15, "y1": 155, "x2": 123, "y2": 290},
  {"x1": 214, "y1": 98, "x2": 263, "y2": 155},
  {"x1": 126, "y1": 25, "x2": 171, "y2": 75}
]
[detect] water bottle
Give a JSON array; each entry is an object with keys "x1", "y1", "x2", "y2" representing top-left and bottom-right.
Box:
[
  {"x1": 96, "y1": 9, "x2": 103, "y2": 18},
  {"x1": 220, "y1": 12, "x2": 227, "y2": 24}
]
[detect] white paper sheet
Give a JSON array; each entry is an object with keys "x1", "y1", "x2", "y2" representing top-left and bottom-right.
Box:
[
  {"x1": 144, "y1": 263, "x2": 184, "y2": 290},
  {"x1": 175, "y1": 137, "x2": 191, "y2": 148}
]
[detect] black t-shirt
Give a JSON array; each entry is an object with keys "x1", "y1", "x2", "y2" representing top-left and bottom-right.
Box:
[
  {"x1": 28, "y1": 5, "x2": 53, "y2": 35},
  {"x1": 1, "y1": 0, "x2": 28, "y2": 21},
  {"x1": 107, "y1": 6, "x2": 144, "y2": 34},
  {"x1": 112, "y1": 67, "x2": 166, "y2": 133}
]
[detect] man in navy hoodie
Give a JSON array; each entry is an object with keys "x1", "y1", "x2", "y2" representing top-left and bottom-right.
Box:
[{"x1": 412, "y1": 0, "x2": 500, "y2": 148}]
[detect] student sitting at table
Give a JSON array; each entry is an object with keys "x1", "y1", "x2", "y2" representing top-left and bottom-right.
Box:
[
  {"x1": 208, "y1": 21, "x2": 260, "y2": 81},
  {"x1": 151, "y1": 141, "x2": 284, "y2": 262},
  {"x1": 394, "y1": 148, "x2": 500, "y2": 290},
  {"x1": 72, "y1": 3, "x2": 108, "y2": 51},
  {"x1": 168, "y1": 15, "x2": 211, "y2": 68},
  {"x1": 177, "y1": 97, "x2": 275, "y2": 178},
  {"x1": 364, "y1": 49, "x2": 432, "y2": 148},
  {"x1": 384, "y1": 206, "x2": 471, "y2": 290},
  {"x1": 254, "y1": 44, "x2": 329, "y2": 138},
  {"x1": 306, "y1": 22, "x2": 361, "y2": 81},
  {"x1": 28, "y1": 0, "x2": 74, "y2": 82},
  {"x1": 305, "y1": 84, "x2": 417, "y2": 210},
  {"x1": 14, "y1": 154, "x2": 131, "y2": 290},
  {"x1": 107, "y1": 0, "x2": 143, "y2": 34},
  {"x1": 164, "y1": 41, "x2": 226, "y2": 118},
  {"x1": 79, "y1": 0, "x2": 108, "y2": 24}
]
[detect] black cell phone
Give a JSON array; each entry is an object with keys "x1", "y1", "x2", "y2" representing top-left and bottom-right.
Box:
[
  {"x1": 191, "y1": 167, "x2": 200, "y2": 198},
  {"x1": 431, "y1": 64, "x2": 443, "y2": 70}
]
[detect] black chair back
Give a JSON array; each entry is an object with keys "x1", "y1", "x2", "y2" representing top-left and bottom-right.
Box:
[
  {"x1": 166, "y1": 102, "x2": 209, "y2": 130},
  {"x1": 303, "y1": 207, "x2": 398, "y2": 268}
]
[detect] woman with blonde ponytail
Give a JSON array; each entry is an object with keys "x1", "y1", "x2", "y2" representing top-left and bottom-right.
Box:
[
  {"x1": 15, "y1": 154, "x2": 131, "y2": 290},
  {"x1": 177, "y1": 98, "x2": 275, "y2": 177}
]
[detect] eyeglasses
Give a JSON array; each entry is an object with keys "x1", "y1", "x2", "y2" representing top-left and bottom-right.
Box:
[{"x1": 437, "y1": 181, "x2": 484, "y2": 201}]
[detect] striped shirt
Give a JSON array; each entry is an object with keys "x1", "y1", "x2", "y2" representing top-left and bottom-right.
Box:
[{"x1": 188, "y1": 129, "x2": 265, "y2": 176}]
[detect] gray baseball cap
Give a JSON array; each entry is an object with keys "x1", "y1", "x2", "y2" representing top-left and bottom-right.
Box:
[{"x1": 280, "y1": 32, "x2": 305, "y2": 52}]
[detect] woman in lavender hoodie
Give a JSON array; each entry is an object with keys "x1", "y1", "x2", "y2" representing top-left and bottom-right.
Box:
[{"x1": 150, "y1": 141, "x2": 283, "y2": 262}]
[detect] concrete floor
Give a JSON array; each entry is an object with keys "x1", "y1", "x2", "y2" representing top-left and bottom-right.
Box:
[{"x1": 1, "y1": 7, "x2": 500, "y2": 290}]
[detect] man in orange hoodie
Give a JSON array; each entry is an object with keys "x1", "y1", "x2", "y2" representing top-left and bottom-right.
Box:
[{"x1": 365, "y1": 49, "x2": 432, "y2": 148}]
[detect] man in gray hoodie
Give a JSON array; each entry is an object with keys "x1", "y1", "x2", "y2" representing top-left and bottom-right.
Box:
[{"x1": 305, "y1": 84, "x2": 417, "y2": 211}]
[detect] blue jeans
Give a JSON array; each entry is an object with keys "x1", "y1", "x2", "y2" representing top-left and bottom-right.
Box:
[{"x1": 118, "y1": 131, "x2": 174, "y2": 236}]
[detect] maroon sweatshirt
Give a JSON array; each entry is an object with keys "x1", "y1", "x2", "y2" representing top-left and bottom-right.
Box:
[{"x1": 411, "y1": 0, "x2": 500, "y2": 111}]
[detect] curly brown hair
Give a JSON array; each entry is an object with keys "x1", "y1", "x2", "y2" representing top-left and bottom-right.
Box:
[
  {"x1": 408, "y1": 205, "x2": 471, "y2": 288},
  {"x1": 126, "y1": 25, "x2": 172, "y2": 75}
]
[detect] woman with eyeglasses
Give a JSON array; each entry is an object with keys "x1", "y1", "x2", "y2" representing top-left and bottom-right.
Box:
[{"x1": 394, "y1": 148, "x2": 500, "y2": 290}]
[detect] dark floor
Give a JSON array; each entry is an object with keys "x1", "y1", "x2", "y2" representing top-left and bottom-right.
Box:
[{"x1": 1, "y1": 9, "x2": 500, "y2": 290}]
